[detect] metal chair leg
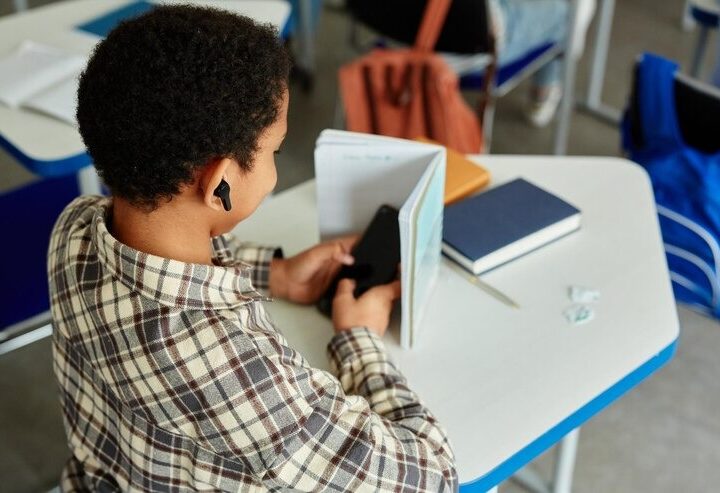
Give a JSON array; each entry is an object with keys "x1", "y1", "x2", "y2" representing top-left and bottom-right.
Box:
[
  {"x1": 0, "y1": 323, "x2": 52, "y2": 356},
  {"x1": 691, "y1": 26, "x2": 710, "y2": 78},
  {"x1": 482, "y1": 98, "x2": 496, "y2": 153},
  {"x1": 554, "y1": 0, "x2": 581, "y2": 155}
]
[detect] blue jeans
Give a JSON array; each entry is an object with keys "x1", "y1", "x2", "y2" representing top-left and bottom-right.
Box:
[{"x1": 497, "y1": 0, "x2": 568, "y2": 88}]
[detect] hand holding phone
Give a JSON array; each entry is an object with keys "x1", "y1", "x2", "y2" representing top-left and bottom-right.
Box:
[
  {"x1": 317, "y1": 205, "x2": 401, "y2": 317},
  {"x1": 331, "y1": 277, "x2": 401, "y2": 336}
]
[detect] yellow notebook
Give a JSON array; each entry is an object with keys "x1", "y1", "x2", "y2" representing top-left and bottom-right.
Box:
[{"x1": 415, "y1": 138, "x2": 491, "y2": 205}]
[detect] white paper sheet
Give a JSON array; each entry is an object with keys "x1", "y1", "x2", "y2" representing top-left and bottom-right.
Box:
[
  {"x1": 23, "y1": 72, "x2": 81, "y2": 126},
  {"x1": 315, "y1": 130, "x2": 446, "y2": 348},
  {"x1": 0, "y1": 41, "x2": 85, "y2": 109}
]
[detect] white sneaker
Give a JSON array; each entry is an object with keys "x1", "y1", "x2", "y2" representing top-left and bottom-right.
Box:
[{"x1": 526, "y1": 85, "x2": 563, "y2": 128}]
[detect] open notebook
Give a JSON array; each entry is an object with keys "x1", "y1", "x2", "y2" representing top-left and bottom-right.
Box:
[
  {"x1": 315, "y1": 130, "x2": 446, "y2": 349},
  {"x1": 0, "y1": 41, "x2": 86, "y2": 126}
]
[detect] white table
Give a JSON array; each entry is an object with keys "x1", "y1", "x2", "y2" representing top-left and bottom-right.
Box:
[
  {"x1": 232, "y1": 155, "x2": 679, "y2": 491},
  {"x1": 0, "y1": 0, "x2": 290, "y2": 193}
]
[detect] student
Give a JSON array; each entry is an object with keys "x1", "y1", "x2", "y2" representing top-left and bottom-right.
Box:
[
  {"x1": 48, "y1": 5, "x2": 457, "y2": 492},
  {"x1": 491, "y1": 0, "x2": 597, "y2": 127},
  {"x1": 490, "y1": 0, "x2": 570, "y2": 127}
]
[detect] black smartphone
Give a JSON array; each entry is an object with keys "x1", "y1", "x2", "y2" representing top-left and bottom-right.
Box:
[{"x1": 317, "y1": 204, "x2": 401, "y2": 317}]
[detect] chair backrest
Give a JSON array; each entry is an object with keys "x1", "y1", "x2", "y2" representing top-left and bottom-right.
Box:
[
  {"x1": 674, "y1": 74, "x2": 720, "y2": 153},
  {"x1": 623, "y1": 53, "x2": 720, "y2": 316},
  {"x1": 346, "y1": 0, "x2": 492, "y2": 55},
  {"x1": 0, "y1": 175, "x2": 79, "y2": 331},
  {"x1": 626, "y1": 61, "x2": 720, "y2": 154}
]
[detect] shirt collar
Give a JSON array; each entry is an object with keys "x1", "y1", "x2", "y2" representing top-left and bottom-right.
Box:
[{"x1": 91, "y1": 200, "x2": 267, "y2": 310}]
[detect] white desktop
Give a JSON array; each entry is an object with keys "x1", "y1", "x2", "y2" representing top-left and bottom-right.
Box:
[{"x1": 232, "y1": 155, "x2": 679, "y2": 491}]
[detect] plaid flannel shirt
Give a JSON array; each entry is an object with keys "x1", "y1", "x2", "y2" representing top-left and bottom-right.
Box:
[{"x1": 49, "y1": 196, "x2": 457, "y2": 492}]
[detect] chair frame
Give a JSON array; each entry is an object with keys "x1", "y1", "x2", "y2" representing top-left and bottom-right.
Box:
[{"x1": 0, "y1": 314, "x2": 52, "y2": 356}]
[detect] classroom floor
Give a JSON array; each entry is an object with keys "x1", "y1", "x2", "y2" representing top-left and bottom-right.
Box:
[{"x1": 1, "y1": 0, "x2": 719, "y2": 491}]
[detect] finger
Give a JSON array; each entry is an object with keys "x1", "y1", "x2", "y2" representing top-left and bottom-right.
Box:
[
  {"x1": 326, "y1": 257, "x2": 348, "y2": 283},
  {"x1": 332, "y1": 249, "x2": 354, "y2": 266},
  {"x1": 309, "y1": 240, "x2": 353, "y2": 266},
  {"x1": 386, "y1": 279, "x2": 402, "y2": 300},
  {"x1": 365, "y1": 279, "x2": 402, "y2": 301},
  {"x1": 337, "y1": 234, "x2": 360, "y2": 250},
  {"x1": 333, "y1": 236, "x2": 357, "y2": 264},
  {"x1": 336, "y1": 278, "x2": 356, "y2": 297}
]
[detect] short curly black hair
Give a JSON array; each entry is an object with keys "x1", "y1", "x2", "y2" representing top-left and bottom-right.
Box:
[{"x1": 77, "y1": 5, "x2": 290, "y2": 210}]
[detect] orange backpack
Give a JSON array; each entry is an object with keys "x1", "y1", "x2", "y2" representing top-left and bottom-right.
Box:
[{"x1": 339, "y1": 0, "x2": 488, "y2": 153}]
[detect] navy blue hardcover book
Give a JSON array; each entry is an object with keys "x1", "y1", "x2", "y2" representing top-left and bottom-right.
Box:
[
  {"x1": 442, "y1": 178, "x2": 581, "y2": 274},
  {"x1": 76, "y1": 1, "x2": 155, "y2": 38}
]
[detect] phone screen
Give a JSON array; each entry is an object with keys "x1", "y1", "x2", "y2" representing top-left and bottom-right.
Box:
[{"x1": 317, "y1": 205, "x2": 401, "y2": 317}]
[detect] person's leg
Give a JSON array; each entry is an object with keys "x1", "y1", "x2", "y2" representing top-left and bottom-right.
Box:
[
  {"x1": 496, "y1": 0, "x2": 568, "y2": 126},
  {"x1": 496, "y1": 0, "x2": 568, "y2": 66}
]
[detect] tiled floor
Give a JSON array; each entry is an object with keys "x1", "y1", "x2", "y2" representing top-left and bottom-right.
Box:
[{"x1": 1, "y1": 0, "x2": 719, "y2": 491}]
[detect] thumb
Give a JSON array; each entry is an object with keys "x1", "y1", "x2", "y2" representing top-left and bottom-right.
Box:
[
  {"x1": 380, "y1": 279, "x2": 402, "y2": 301},
  {"x1": 365, "y1": 279, "x2": 401, "y2": 301},
  {"x1": 336, "y1": 278, "x2": 356, "y2": 297},
  {"x1": 387, "y1": 279, "x2": 402, "y2": 300}
]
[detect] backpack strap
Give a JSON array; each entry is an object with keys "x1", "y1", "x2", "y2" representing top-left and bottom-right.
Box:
[{"x1": 414, "y1": 0, "x2": 453, "y2": 52}]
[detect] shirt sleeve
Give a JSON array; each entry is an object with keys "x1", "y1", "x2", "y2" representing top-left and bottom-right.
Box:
[
  {"x1": 165, "y1": 310, "x2": 458, "y2": 492},
  {"x1": 233, "y1": 243, "x2": 283, "y2": 293}
]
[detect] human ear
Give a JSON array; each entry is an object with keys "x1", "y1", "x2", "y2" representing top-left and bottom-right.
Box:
[{"x1": 201, "y1": 157, "x2": 233, "y2": 211}]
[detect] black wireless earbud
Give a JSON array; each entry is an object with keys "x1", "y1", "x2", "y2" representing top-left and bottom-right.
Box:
[{"x1": 213, "y1": 179, "x2": 232, "y2": 212}]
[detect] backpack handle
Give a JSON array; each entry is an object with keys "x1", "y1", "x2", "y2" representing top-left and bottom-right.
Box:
[{"x1": 414, "y1": 0, "x2": 453, "y2": 52}]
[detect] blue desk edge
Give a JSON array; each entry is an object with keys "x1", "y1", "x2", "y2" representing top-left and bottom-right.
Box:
[
  {"x1": 459, "y1": 338, "x2": 678, "y2": 492},
  {"x1": 0, "y1": 133, "x2": 90, "y2": 177}
]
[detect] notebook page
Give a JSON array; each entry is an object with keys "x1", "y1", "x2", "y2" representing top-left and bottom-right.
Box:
[
  {"x1": 0, "y1": 41, "x2": 86, "y2": 108},
  {"x1": 23, "y1": 71, "x2": 81, "y2": 126},
  {"x1": 315, "y1": 140, "x2": 436, "y2": 240}
]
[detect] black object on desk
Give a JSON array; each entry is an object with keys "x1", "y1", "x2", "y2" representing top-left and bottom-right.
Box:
[{"x1": 317, "y1": 204, "x2": 400, "y2": 316}]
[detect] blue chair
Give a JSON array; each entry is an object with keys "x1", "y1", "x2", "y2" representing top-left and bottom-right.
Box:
[
  {"x1": 623, "y1": 53, "x2": 720, "y2": 317},
  {"x1": 0, "y1": 175, "x2": 79, "y2": 355}
]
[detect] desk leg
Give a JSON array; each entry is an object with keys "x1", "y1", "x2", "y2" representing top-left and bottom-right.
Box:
[
  {"x1": 552, "y1": 428, "x2": 580, "y2": 493},
  {"x1": 77, "y1": 165, "x2": 103, "y2": 196},
  {"x1": 576, "y1": 0, "x2": 622, "y2": 125},
  {"x1": 510, "y1": 428, "x2": 580, "y2": 493},
  {"x1": 513, "y1": 467, "x2": 551, "y2": 493}
]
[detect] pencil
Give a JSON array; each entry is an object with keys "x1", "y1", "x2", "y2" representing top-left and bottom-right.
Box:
[{"x1": 444, "y1": 259, "x2": 520, "y2": 309}]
